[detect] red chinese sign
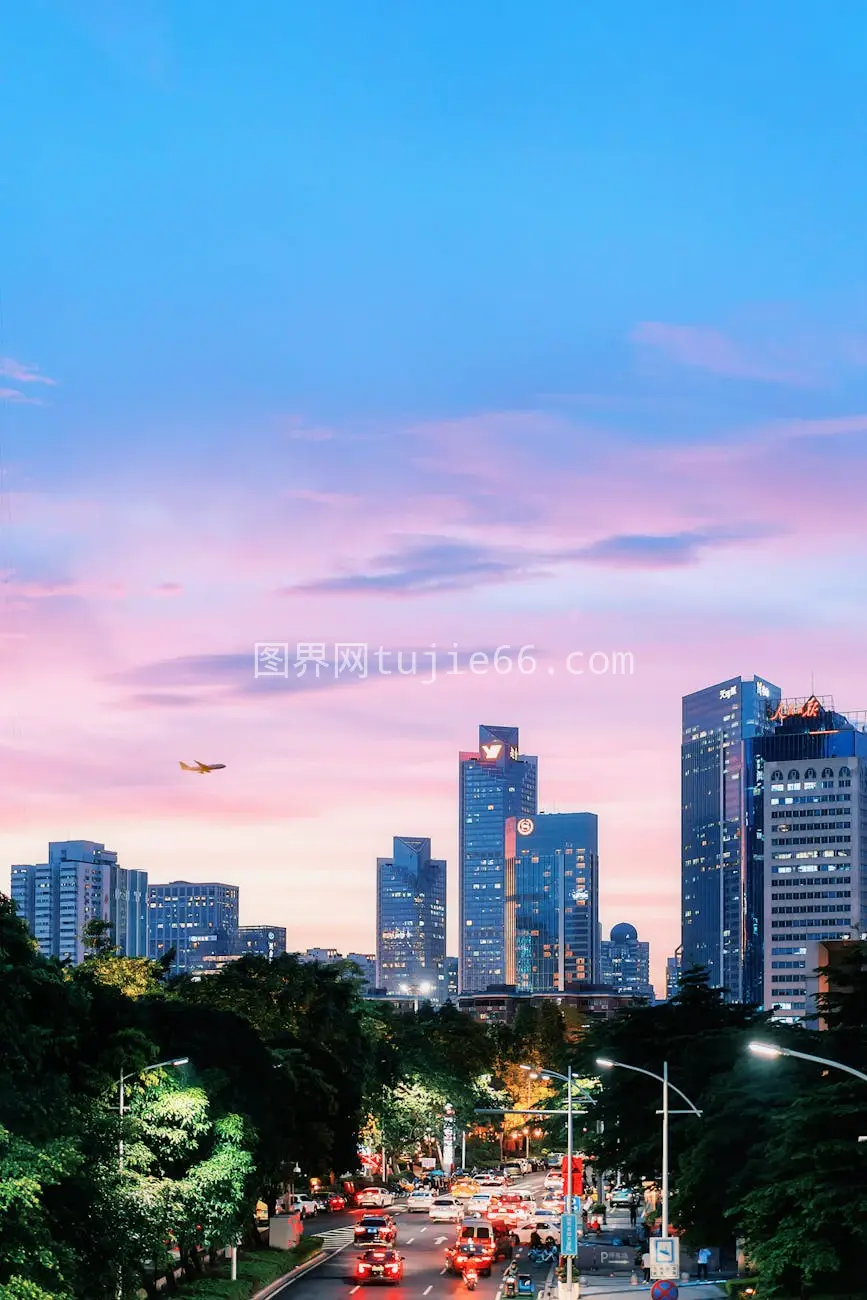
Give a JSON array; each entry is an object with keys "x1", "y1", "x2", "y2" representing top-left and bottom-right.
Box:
[{"x1": 769, "y1": 695, "x2": 821, "y2": 723}]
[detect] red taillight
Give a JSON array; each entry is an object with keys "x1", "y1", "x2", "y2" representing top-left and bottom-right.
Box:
[{"x1": 388, "y1": 1266, "x2": 399, "y2": 1274}]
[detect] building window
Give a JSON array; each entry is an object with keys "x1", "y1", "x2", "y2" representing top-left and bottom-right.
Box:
[{"x1": 822, "y1": 768, "x2": 834, "y2": 779}]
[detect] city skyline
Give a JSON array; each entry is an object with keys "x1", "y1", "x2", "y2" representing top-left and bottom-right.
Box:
[{"x1": 3, "y1": 6, "x2": 867, "y2": 999}]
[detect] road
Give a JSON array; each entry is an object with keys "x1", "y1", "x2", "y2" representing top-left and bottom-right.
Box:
[{"x1": 269, "y1": 1175, "x2": 553, "y2": 1300}]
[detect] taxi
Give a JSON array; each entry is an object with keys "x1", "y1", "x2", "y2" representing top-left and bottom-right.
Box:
[{"x1": 451, "y1": 1177, "x2": 480, "y2": 1201}]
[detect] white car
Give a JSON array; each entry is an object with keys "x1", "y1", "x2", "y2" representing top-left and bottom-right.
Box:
[
  {"x1": 466, "y1": 1193, "x2": 493, "y2": 1216},
  {"x1": 540, "y1": 1194, "x2": 563, "y2": 1215},
  {"x1": 287, "y1": 1195, "x2": 318, "y2": 1218},
  {"x1": 407, "y1": 1189, "x2": 434, "y2": 1213},
  {"x1": 356, "y1": 1187, "x2": 395, "y2": 1209},
  {"x1": 518, "y1": 1159, "x2": 532, "y2": 1175},
  {"x1": 544, "y1": 1171, "x2": 562, "y2": 1191},
  {"x1": 429, "y1": 1196, "x2": 463, "y2": 1223},
  {"x1": 513, "y1": 1217, "x2": 561, "y2": 1247}
]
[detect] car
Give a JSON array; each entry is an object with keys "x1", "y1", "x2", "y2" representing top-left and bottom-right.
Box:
[
  {"x1": 407, "y1": 1189, "x2": 434, "y2": 1213},
  {"x1": 609, "y1": 1188, "x2": 637, "y2": 1208},
  {"x1": 512, "y1": 1217, "x2": 561, "y2": 1247},
  {"x1": 540, "y1": 1194, "x2": 563, "y2": 1215},
  {"x1": 429, "y1": 1196, "x2": 463, "y2": 1223},
  {"x1": 467, "y1": 1193, "x2": 493, "y2": 1216},
  {"x1": 356, "y1": 1187, "x2": 395, "y2": 1209},
  {"x1": 354, "y1": 1215, "x2": 397, "y2": 1245},
  {"x1": 451, "y1": 1178, "x2": 480, "y2": 1200},
  {"x1": 355, "y1": 1247, "x2": 405, "y2": 1284},
  {"x1": 518, "y1": 1159, "x2": 532, "y2": 1175},
  {"x1": 502, "y1": 1163, "x2": 523, "y2": 1181},
  {"x1": 327, "y1": 1193, "x2": 347, "y2": 1212},
  {"x1": 445, "y1": 1240, "x2": 496, "y2": 1277},
  {"x1": 543, "y1": 1171, "x2": 562, "y2": 1191},
  {"x1": 287, "y1": 1195, "x2": 318, "y2": 1218}
]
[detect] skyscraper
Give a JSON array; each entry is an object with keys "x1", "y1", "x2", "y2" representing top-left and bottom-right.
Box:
[
  {"x1": 600, "y1": 922, "x2": 654, "y2": 999},
  {"x1": 745, "y1": 694, "x2": 867, "y2": 1015},
  {"x1": 681, "y1": 675, "x2": 781, "y2": 1000},
  {"x1": 510, "y1": 812, "x2": 600, "y2": 991},
  {"x1": 11, "y1": 841, "x2": 147, "y2": 963},
  {"x1": 459, "y1": 725, "x2": 537, "y2": 993},
  {"x1": 665, "y1": 949, "x2": 682, "y2": 1000},
  {"x1": 237, "y1": 925, "x2": 287, "y2": 959},
  {"x1": 376, "y1": 836, "x2": 446, "y2": 997},
  {"x1": 147, "y1": 881, "x2": 239, "y2": 974}
]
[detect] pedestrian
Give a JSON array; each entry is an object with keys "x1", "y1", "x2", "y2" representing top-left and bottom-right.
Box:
[
  {"x1": 697, "y1": 1246, "x2": 711, "y2": 1281},
  {"x1": 629, "y1": 1199, "x2": 637, "y2": 1227},
  {"x1": 642, "y1": 1250, "x2": 651, "y2": 1284}
]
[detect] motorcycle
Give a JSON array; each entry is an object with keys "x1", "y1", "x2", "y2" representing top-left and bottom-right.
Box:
[{"x1": 464, "y1": 1267, "x2": 479, "y2": 1291}]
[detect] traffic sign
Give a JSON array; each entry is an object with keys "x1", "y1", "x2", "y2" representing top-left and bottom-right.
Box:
[
  {"x1": 560, "y1": 1213, "x2": 579, "y2": 1256},
  {"x1": 650, "y1": 1282, "x2": 678, "y2": 1300},
  {"x1": 650, "y1": 1237, "x2": 679, "y2": 1281}
]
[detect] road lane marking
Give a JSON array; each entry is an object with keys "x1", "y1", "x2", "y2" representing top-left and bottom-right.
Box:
[
  {"x1": 434, "y1": 1236, "x2": 447, "y2": 1244},
  {"x1": 424, "y1": 1288, "x2": 433, "y2": 1295},
  {"x1": 350, "y1": 1287, "x2": 360, "y2": 1294},
  {"x1": 407, "y1": 1237, "x2": 415, "y2": 1244},
  {"x1": 419, "y1": 1227, "x2": 427, "y2": 1233}
]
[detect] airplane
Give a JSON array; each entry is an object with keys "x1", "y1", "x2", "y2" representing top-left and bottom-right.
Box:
[{"x1": 179, "y1": 760, "x2": 226, "y2": 774}]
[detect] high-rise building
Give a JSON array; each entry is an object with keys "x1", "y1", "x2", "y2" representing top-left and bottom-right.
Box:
[
  {"x1": 459, "y1": 726, "x2": 538, "y2": 993},
  {"x1": 681, "y1": 675, "x2": 781, "y2": 1000},
  {"x1": 665, "y1": 949, "x2": 682, "y2": 1000},
  {"x1": 445, "y1": 956, "x2": 459, "y2": 998},
  {"x1": 600, "y1": 922, "x2": 654, "y2": 999},
  {"x1": 346, "y1": 952, "x2": 377, "y2": 991},
  {"x1": 377, "y1": 837, "x2": 446, "y2": 998},
  {"x1": 237, "y1": 925, "x2": 287, "y2": 960},
  {"x1": 147, "y1": 881, "x2": 239, "y2": 974},
  {"x1": 510, "y1": 812, "x2": 600, "y2": 991},
  {"x1": 745, "y1": 695, "x2": 867, "y2": 1017},
  {"x1": 11, "y1": 841, "x2": 147, "y2": 964},
  {"x1": 301, "y1": 947, "x2": 342, "y2": 963}
]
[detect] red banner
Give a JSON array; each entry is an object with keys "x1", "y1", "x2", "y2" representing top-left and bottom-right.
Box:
[{"x1": 561, "y1": 1155, "x2": 583, "y2": 1196}]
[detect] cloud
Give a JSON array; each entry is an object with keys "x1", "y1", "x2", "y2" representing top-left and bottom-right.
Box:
[
  {"x1": 286, "y1": 489, "x2": 360, "y2": 507},
  {"x1": 631, "y1": 321, "x2": 807, "y2": 384},
  {"x1": 0, "y1": 387, "x2": 44, "y2": 406},
  {"x1": 153, "y1": 581, "x2": 184, "y2": 595},
  {"x1": 281, "y1": 538, "x2": 535, "y2": 596},
  {"x1": 0, "y1": 358, "x2": 56, "y2": 386},
  {"x1": 567, "y1": 525, "x2": 773, "y2": 569},
  {"x1": 6, "y1": 577, "x2": 126, "y2": 599}
]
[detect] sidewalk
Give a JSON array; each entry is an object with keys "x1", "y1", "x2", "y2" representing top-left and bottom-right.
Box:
[{"x1": 573, "y1": 1285, "x2": 723, "y2": 1298}]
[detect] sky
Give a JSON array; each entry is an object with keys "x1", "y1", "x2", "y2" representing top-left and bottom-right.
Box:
[{"x1": 2, "y1": 1, "x2": 867, "y2": 993}]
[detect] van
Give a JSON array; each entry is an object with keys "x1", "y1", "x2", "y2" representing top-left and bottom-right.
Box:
[{"x1": 457, "y1": 1218, "x2": 512, "y2": 1262}]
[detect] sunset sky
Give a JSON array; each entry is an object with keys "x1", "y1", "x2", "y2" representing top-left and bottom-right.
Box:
[{"x1": 3, "y1": 2, "x2": 867, "y2": 990}]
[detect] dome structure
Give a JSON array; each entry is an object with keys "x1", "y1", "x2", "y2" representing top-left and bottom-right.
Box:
[{"x1": 610, "y1": 921, "x2": 638, "y2": 944}]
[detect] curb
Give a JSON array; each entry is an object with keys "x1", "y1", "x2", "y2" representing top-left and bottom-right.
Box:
[{"x1": 251, "y1": 1247, "x2": 326, "y2": 1299}]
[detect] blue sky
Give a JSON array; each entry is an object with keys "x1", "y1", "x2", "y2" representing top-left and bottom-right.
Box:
[{"x1": 3, "y1": 1, "x2": 867, "y2": 982}]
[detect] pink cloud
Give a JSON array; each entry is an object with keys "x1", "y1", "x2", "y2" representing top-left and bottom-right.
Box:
[
  {"x1": 0, "y1": 357, "x2": 56, "y2": 385},
  {"x1": 153, "y1": 581, "x2": 184, "y2": 595},
  {"x1": 632, "y1": 321, "x2": 809, "y2": 384}
]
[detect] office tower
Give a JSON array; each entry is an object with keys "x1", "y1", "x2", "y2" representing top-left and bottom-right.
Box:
[
  {"x1": 600, "y1": 922, "x2": 654, "y2": 998},
  {"x1": 665, "y1": 949, "x2": 682, "y2": 1000},
  {"x1": 237, "y1": 925, "x2": 287, "y2": 960},
  {"x1": 445, "y1": 956, "x2": 459, "y2": 997},
  {"x1": 346, "y1": 952, "x2": 377, "y2": 991},
  {"x1": 459, "y1": 725, "x2": 538, "y2": 993},
  {"x1": 147, "y1": 881, "x2": 239, "y2": 974},
  {"x1": 510, "y1": 812, "x2": 600, "y2": 992},
  {"x1": 745, "y1": 694, "x2": 867, "y2": 1017},
  {"x1": 11, "y1": 841, "x2": 147, "y2": 964},
  {"x1": 681, "y1": 675, "x2": 781, "y2": 1000},
  {"x1": 376, "y1": 836, "x2": 446, "y2": 997}
]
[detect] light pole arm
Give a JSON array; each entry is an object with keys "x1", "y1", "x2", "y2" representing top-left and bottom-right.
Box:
[
  {"x1": 776, "y1": 1047, "x2": 867, "y2": 1083},
  {"x1": 599, "y1": 1060, "x2": 702, "y2": 1116}
]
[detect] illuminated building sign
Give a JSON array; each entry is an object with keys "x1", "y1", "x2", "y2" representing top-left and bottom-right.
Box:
[
  {"x1": 719, "y1": 685, "x2": 737, "y2": 700},
  {"x1": 769, "y1": 695, "x2": 821, "y2": 723},
  {"x1": 509, "y1": 745, "x2": 519, "y2": 760},
  {"x1": 756, "y1": 680, "x2": 771, "y2": 699},
  {"x1": 517, "y1": 818, "x2": 535, "y2": 836},
  {"x1": 480, "y1": 742, "x2": 503, "y2": 761}
]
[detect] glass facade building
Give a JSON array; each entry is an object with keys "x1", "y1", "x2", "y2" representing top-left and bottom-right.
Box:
[
  {"x1": 681, "y1": 675, "x2": 781, "y2": 1000},
  {"x1": 11, "y1": 841, "x2": 147, "y2": 964},
  {"x1": 745, "y1": 696, "x2": 867, "y2": 1014},
  {"x1": 600, "y1": 922, "x2": 654, "y2": 999},
  {"x1": 237, "y1": 925, "x2": 287, "y2": 960},
  {"x1": 376, "y1": 836, "x2": 446, "y2": 997},
  {"x1": 510, "y1": 811, "x2": 599, "y2": 991},
  {"x1": 147, "y1": 880, "x2": 239, "y2": 974},
  {"x1": 459, "y1": 726, "x2": 538, "y2": 993}
]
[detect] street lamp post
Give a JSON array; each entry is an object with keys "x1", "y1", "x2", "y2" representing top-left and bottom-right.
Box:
[
  {"x1": 521, "y1": 1064, "x2": 579, "y2": 1297},
  {"x1": 595, "y1": 1058, "x2": 701, "y2": 1240},
  {"x1": 116, "y1": 1057, "x2": 188, "y2": 1298},
  {"x1": 748, "y1": 1041, "x2": 867, "y2": 1083}
]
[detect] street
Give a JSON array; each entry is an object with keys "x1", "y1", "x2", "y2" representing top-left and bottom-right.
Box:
[{"x1": 268, "y1": 1175, "x2": 554, "y2": 1300}]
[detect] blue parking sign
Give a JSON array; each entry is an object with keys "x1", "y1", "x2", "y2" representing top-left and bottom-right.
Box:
[{"x1": 560, "y1": 1213, "x2": 578, "y2": 1256}]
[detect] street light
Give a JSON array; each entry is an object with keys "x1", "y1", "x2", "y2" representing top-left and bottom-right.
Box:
[
  {"x1": 595, "y1": 1058, "x2": 701, "y2": 1239},
  {"x1": 748, "y1": 1041, "x2": 867, "y2": 1083},
  {"x1": 119, "y1": 1057, "x2": 189, "y2": 1169},
  {"x1": 521, "y1": 1064, "x2": 578, "y2": 1297}
]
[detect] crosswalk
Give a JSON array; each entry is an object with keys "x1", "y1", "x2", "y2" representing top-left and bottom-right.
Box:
[{"x1": 319, "y1": 1225, "x2": 356, "y2": 1251}]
